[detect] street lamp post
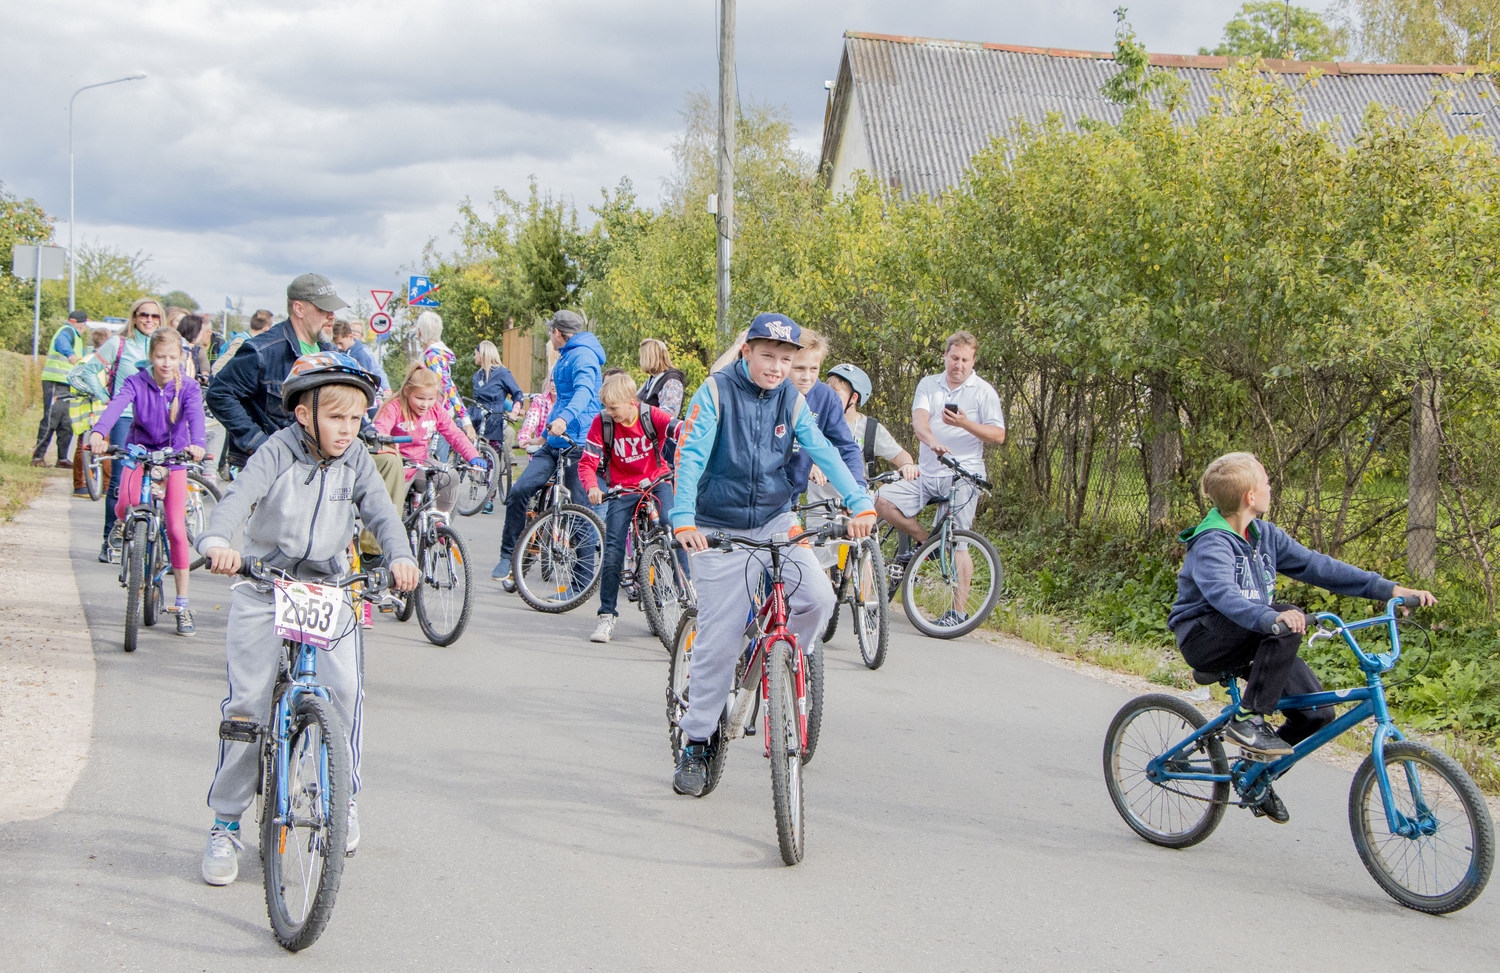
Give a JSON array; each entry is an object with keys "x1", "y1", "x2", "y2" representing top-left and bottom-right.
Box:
[{"x1": 69, "y1": 72, "x2": 146, "y2": 310}]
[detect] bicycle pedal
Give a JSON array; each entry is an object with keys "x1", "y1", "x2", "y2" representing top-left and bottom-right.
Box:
[{"x1": 219, "y1": 719, "x2": 262, "y2": 743}]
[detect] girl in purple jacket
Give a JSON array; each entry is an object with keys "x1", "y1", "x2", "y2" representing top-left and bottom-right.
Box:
[{"x1": 89, "y1": 327, "x2": 207, "y2": 636}]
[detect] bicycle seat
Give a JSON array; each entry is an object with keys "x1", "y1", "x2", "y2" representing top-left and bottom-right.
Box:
[{"x1": 1192, "y1": 664, "x2": 1252, "y2": 686}]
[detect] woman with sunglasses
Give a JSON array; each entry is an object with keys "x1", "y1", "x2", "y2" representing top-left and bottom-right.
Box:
[{"x1": 92, "y1": 297, "x2": 164, "y2": 562}]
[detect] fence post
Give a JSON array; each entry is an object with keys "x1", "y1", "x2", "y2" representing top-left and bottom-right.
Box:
[
  {"x1": 1407, "y1": 372, "x2": 1440, "y2": 579},
  {"x1": 1145, "y1": 373, "x2": 1177, "y2": 532}
]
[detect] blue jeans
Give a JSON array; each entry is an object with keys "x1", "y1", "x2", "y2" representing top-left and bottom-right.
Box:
[
  {"x1": 102, "y1": 414, "x2": 132, "y2": 540},
  {"x1": 598, "y1": 482, "x2": 687, "y2": 617},
  {"x1": 498, "y1": 443, "x2": 594, "y2": 564}
]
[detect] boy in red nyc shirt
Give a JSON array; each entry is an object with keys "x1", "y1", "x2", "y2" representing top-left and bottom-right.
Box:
[{"x1": 580, "y1": 371, "x2": 683, "y2": 643}]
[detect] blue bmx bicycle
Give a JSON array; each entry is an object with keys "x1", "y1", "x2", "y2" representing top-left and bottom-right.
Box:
[
  {"x1": 1103, "y1": 597, "x2": 1493, "y2": 913},
  {"x1": 218, "y1": 558, "x2": 396, "y2": 951}
]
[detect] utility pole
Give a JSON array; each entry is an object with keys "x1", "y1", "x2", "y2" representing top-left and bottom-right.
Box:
[{"x1": 715, "y1": 0, "x2": 736, "y2": 349}]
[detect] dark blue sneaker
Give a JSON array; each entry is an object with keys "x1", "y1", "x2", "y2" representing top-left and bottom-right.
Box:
[{"x1": 673, "y1": 742, "x2": 710, "y2": 797}]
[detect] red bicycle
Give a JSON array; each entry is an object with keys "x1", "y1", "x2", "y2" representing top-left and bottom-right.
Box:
[{"x1": 666, "y1": 522, "x2": 844, "y2": 865}]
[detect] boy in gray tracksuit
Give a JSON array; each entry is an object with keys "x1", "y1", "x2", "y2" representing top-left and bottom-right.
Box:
[{"x1": 194, "y1": 352, "x2": 418, "y2": 886}]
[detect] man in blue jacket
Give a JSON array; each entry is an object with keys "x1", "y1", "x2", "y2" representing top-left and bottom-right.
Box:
[
  {"x1": 209, "y1": 273, "x2": 344, "y2": 466},
  {"x1": 493, "y1": 309, "x2": 605, "y2": 588},
  {"x1": 1168, "y1": 451, "x2": 1433, "y2": 821}
]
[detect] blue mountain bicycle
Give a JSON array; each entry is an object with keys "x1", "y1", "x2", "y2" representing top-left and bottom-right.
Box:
[
  {"x1": 219, "y1": 558, "x2": 395, "y2": 951},
  {"x1": 109, "y1": 445, "x2": 221, "y2": 652},
  {"x1": 1103, "y1": 597, "x2": 1494, "y2": 913}
]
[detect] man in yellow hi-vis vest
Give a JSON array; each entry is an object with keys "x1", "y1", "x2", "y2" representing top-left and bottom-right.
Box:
[{"x1": 33, "y1": 309, "x2": 89, "y2": 467}]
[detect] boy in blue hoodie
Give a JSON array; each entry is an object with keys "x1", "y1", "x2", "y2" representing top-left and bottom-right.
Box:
[{"x1": 1168, "y1": 452, "x2": 1433, "y2": 819}]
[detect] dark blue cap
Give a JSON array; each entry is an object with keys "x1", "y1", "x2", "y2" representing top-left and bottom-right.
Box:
[{"x1": 745, "y1": 312, "x2": 803, "y2": 348}]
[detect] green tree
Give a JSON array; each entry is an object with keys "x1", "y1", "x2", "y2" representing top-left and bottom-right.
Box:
[
  {"x1": 1338, "y1": 0, "x2": 1500, "y2": 63},
  {"x1": 0, "y1": 183, "x2": 63, "y2": 351},
  {"x1": 160, "y1": 289, "x2": 198, "y2": 311},
  {"x1": 1201, "y1": 2, "x2": 1347, "y2": 60},
  {"x1": 71, "y1": 243, "x2": 161, "y2": 320}
]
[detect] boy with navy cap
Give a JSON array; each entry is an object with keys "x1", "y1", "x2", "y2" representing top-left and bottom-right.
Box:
[{"x1": 669, "y1": 312, "x2": 876, "y2": 796}]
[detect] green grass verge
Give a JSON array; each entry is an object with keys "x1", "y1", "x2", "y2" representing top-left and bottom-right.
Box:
[{"x1": 0, "y1": 352, "x2": 48, "y2": 521}]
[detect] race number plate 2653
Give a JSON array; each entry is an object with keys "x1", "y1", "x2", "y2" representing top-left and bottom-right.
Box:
[{"x1": 272, "y1": 579, "x2": 348, "y2": 650}]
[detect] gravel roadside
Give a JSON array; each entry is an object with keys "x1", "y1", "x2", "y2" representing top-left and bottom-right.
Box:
[{"x1": 0, "y1": 480, "x2": 94, "y2": 824}]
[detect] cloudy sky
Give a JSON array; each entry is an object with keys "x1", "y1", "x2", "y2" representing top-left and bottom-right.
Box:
[{"x1": 1, "y1": 1, "x2": 1335, "y2": 316}]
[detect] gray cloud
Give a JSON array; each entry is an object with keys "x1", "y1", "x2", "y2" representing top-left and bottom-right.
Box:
[{"x1": 1, "y1": 1, "x2": 1331, "y2": 311}]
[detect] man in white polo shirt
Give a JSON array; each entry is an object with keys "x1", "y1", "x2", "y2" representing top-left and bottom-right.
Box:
[{"x1": 875, "y1": 331, "x2": 1005, "y2": 621}]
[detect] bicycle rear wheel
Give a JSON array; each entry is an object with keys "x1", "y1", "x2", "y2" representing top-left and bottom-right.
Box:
[
  {"x1": 802, "y1": 643, "x2": 824, "y2": 767},
  {"x1": 640, "y1": 540, "x2": 683, "y2": 653},
  {"x1": 515, "y1": 503, "x2": 605, "y2": 613},
  {"x1": 1348, "y1": 739, "x2": 1494, "y2": 913},
  {"x1": 415, "y1": 524, "x2": 473, "y2": 646},
  {"x1": 184, "y1": 472, "x2": 222, "y2": 571},
  {"x1": 453, "y1": 443, "x2": 500, "y2": 517},
  {"x1": 902, "y1": 528, "x2": 1002, "y2": 639},
  {"x1": 263, "y1": 693, "x2": 350, "y2": 952},
  {"x1": 767, "y1": 638, "x2": 805, "y2": 865},
  {"x1": 851, "y1": 538, "x2": 889, "y2": 669},
  {"x1": 1103, "y1": 693, "x2": 1228, "y2": 848},
  {"x1": 123, "y1": 534, "x2": 144, "y2": 653},
  {"x1": 821, "y1": 566, "x2": 843, "y2": 644},
  {"x1": 143, "y1": 534, "x2": 165, "y2": 628},
  {"x1": 666, "y1": 611, "x2": 728, "y2": 795}
]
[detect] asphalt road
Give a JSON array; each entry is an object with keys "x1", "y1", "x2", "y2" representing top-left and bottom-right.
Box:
[{"x1": 2, "y1": 496, "x2": 1498, "y2": 971}]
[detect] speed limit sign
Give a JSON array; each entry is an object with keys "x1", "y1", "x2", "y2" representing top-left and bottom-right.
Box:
[{"x1": 369, "y1": 311, "x2": 393, "y2": 334}]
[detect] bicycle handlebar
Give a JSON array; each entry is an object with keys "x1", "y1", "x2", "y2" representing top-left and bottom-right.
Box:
[
  {"x1": 97, "y1": 445, "x2": 208, "y2": 466},
  {"x1": 601, "y1": 471, "x2": 675, "y2": 500},
  {"x1": 700, "y1": 521, "x2": 848, "y2": 551},
  {"x1": 236, "y1": 556, "x2": 392, "y2": 597},
  {"x1": 361, "y1": 431, "x2": 412, "y2": 447},
  {"x1": 937, "y1": 453, "x2": 993, "y2": 490},
  {"x1": 1293, "y1": 596, "x2": 1417, "y2": 674}
]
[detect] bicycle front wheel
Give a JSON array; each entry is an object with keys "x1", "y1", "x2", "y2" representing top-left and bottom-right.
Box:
[
  {"x1": 123, "y1": 534, "x2": 144, "y2": 653},
  {"x1": 515, "y1": 503, "x2": 605, "y2": 614},
  {"x1": 641, "y1": 541, "x2": 684, "y2": 653},
  {"x1": 850, "y1": 539, "x2": 890, "y2": 669},
  {"x1": 767, "y1": 638, "x2": 805, "y2": 865},
  {"x1": 85, "y1": 449, "x2": 104, "y2": 501},
  {"x1": 415, "y1": 524, "x2": 473, "y2": 646},
  {"x1": 184, "y1": 472, "x2": 222, "y2": 571},
  {"x1": 902, "y1": 528, "x2": 1002, "y2": 639},
  {"x1": 263, "y1": 693, "x2": 350, "y2": 951},
  {"x1": 454, "y1": 443, "x2": 500, "y2": 517},
  {"x1": 1348, "y1": 739, "x2": 1494, "y2": 913},
  {"x1": 1103, "y1": 693, "x2": 1228, "y2": 849}
]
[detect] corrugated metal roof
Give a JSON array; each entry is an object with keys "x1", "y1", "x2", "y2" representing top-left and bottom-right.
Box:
[{"x1": 822, "y1": 32, "x2": 1499, "y2": 199}]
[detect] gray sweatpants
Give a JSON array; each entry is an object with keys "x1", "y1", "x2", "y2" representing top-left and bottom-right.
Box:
[
  {"x1": 207, "y1": 583, "x2": 364, "y2": 820},
  {"x1": 680, "y1": 512, "x2": 835, "y2": 743}
]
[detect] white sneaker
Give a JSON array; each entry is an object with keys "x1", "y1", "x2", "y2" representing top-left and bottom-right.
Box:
[
  {"x1": 201, "y1": 824, "x2": 242, "y2": 886},
  {"x1": 590, "y1": 614, "x2": 617, "y2": 643},
  {"x1": 346, "y1": 800, "x2": 360, "y2": 855}
]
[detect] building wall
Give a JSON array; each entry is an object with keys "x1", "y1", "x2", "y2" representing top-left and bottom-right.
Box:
[{"x1": 829, "y1": 88, "x2": 874, "y2": 197}]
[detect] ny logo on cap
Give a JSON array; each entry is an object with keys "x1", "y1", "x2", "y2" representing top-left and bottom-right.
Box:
[{"x1": 767, "y1": 322, "x2": 792, "y2": 340}]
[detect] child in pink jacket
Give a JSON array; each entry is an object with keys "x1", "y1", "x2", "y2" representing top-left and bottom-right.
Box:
[{"x1": 374, "y1": 363, "x2": 483, "y2": 515}]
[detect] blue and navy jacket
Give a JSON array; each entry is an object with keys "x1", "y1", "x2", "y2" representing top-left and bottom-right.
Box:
[
  {"x1": 670, "y1": 361, "x2": 874, "y2": 532},
  {"x1": 546, "y1": 332, "x2": 606, "y2": 449},
  {"x1": 1167, "y1": 508, "x2": 1395, "y2": 641},
  {"x1": 785, "y1": 379, "x2": 866, "y2": 495},
  {"x1": 473, "y1": 365, "x2": 523, "y2": 438},
  {"x1": 207, "y1": 320, "x2": 332, "y2": 461}
]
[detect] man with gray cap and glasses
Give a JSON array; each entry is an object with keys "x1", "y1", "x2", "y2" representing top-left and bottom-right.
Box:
[
  {"x1": 492, "y1": 309, "x2": 606, "y2": 589},
  {"x1": 208, "y1": 273, "x2": 351, "y2": 467}
]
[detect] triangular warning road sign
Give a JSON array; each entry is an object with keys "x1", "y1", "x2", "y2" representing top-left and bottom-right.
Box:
[{"x1": 370, "y1": 289, "x2": 394, "y2": 311}]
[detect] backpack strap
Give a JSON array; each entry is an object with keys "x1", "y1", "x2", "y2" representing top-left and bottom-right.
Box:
[
  {"x1": 600, "y1": 408, "x2": 663, "y2": 484},
  {"x1": 105, "y1": 335, "x2": 127, "y2": 396},
  {"x1": 863, "y1": 416, "x2": 878, "y2": 477}
]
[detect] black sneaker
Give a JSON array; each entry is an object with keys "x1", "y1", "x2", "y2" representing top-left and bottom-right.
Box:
[
  {"x1": 99, "y1": 541, "x2": 112, "y2": 564},
  {"x1": 673, "y1": 742, "x2": 710, "y2": 797},
  {"x1": 1250, "y1": 785, "x2": 1290, "y2": 824},
  {"x1": 176, "y1": 609, "x2": 196, "y2": 637},
  {"x1": 1224, "y1": 715, "x2": 1294, "y2": 756}
]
